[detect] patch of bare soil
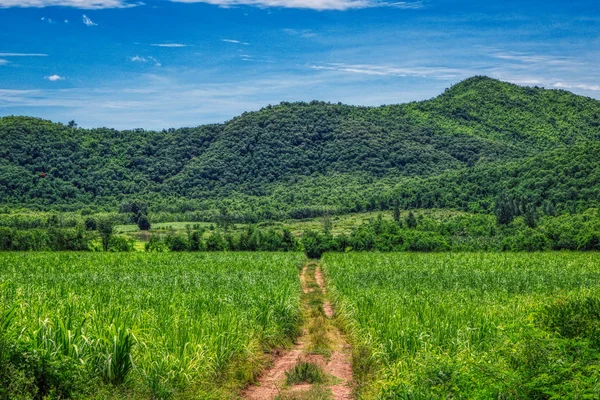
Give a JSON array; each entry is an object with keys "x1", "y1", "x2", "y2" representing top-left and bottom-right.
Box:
[
  {"x1": 314, "y1": 267, "x2": 326, "y2": 295},
  {"x1": 243, "y1": 339, "x2": 306, "y2": 399},
  {"x1": 315, "y1": 267, "x2": 334, "y2": 319}
]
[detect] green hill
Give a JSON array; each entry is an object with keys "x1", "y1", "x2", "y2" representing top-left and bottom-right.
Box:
[{"x1": 1, "y1": 76, "x2": 600, "y2": 218}]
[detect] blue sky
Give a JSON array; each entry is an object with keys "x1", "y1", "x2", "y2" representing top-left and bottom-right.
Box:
[{"x1": 0, "y1": 0, "x2": 598, "y2": 129}]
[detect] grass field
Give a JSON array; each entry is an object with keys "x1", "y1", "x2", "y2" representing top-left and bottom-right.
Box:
[
  {"x1": 114, "y1": 209, "x2": 468, "y2": 245},
  {"x1": 0, "y1": 252, "x2": 304, "y2": 399},
  {"x1": 3, "y1": 251, "x2": 600, "y2": 399},
  {"x1": 323, "y1": 252, "x2": 600, "y2": 399}
]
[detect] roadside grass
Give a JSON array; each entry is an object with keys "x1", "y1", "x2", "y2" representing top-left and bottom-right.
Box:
[
  {"x1": 285, "y1": 362, "x2": 327, "y2": 385},
  {"x1": 274, "y1": 386, "x2": 332, "y2": 400},
  {"x1": 301, "y1": 263, "x2": 333, "y2": 357}
]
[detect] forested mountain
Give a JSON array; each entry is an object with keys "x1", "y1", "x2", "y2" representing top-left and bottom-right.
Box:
[{"x1": 1, "y1": 76, "x2": 600, "y2": 218}]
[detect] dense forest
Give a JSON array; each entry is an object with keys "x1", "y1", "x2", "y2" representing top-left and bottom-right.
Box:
[{"x1": 1, "y1": 76, "x2": 600, "y2": 220}]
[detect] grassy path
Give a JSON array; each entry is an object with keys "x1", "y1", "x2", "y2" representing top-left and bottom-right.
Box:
[{"x1": 244, "y1": 261, "x2": 353, "y2": 400}]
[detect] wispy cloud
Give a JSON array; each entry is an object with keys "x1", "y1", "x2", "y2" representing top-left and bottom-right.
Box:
[
  {"x1": 0, "y1": 74, "x2": 326, "y2": 128},
  {"x1": 130, "y1": 55, "x2": 162, "y2": 66},
  {"x1": 82, "y1": 14, "x2": 97, "y2": 26},
  {"x1": 283, "y1": 28, "x2": 317, "y2": 37},
  {"x1": 151, "y1": 43, "x2": 188, "y2": 48},
  {"x1": 553, "y1": 82, "x2": 600, "y2": 92},
  {"x1": 489, "y1": 51, "x2": 576, "y2": 66},
  {"x1": 46, "y1": 74, "x2": 65, "y2": 81},
  {"x1": 222, "y1": 39, "x2": 250, "y2": 45},
  {"x1": 1, "y1": 0, "x2": 419, "y2": 9},
  {"x1": 0, "y1": 59, "x2": 8, "y2": 65},
  {"x1": 170, "y1": 0, "x2": 423, "y2": 11},
  {"x1": 0, "y1": 53, "x2": 48, "y2": 57},
  {"x1": 0, "y1": 0, "x2": 140, "y2": 9},
  {"x1": 386, "y1": 1, "x2": 422, "y2": 8},
  {"x1": 311, "y1": 63, "x2": 468, "y2": 80}
]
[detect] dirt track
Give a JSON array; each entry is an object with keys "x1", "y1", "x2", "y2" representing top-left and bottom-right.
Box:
[{"x1": 243, "y1": 262, "x2": 353, "y2": 400}]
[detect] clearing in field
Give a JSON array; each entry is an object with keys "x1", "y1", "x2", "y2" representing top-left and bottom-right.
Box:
[{"x1": 323, "y1": 252, "x2": 600, "y2": 399}]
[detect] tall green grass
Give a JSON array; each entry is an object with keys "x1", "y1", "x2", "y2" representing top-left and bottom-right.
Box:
[
  {"x1": 324, "y1": 252, "x2": 600, "y2": 399},
  {"x1": 0, "y1": 252, "x2": 303, "y2": 398}
]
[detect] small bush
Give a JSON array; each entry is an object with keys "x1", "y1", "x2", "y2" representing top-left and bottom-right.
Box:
[
  {"x1": 165, "y1": 234, "x2": 189, "y2": 251},
  {"x1": 404, "y1": 231, "x2": 449, "y2": 252},
  {"x1": 145, "y1": 236, "x2": 169, "y2": 252},
  {"x1": 108, "y1": 235, "x2": 135, "y2": 252},
  {"x1": 502, "y1": 227, "x2": 551, "y2": 251},
  {"x1": 301, "y1": 230, "x2": 331, "y2": 259}
]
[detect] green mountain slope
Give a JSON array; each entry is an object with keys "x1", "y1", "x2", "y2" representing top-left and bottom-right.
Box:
[{"x1": 1, "y1": 76, "x2": 599, "y2": 217}]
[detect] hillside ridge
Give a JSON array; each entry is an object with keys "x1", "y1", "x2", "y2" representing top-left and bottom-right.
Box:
[{"x1": 1, "y1": 76, "x2": 600, "y2": 217}]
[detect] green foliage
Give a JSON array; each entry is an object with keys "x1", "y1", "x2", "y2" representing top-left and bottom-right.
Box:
[
  {"x1": 97, "y1": 218, "x2": 114, "y2": 251},
  {"x1": 2, "y1": 77, "x2": 600, "y2": 220},
  {"x1": 540, "y1": 293, "x2": 600, "y2": 347},
  {"x1": 0, "y1": 252, "x2": 303, "y2": 398},
  {"x1": 96, "y1": 323, "x2": 135, "y2": 385},
  {"x1": 0, "y1": 227, "x2": 92, "y2": 251},
  {"x1": 137, "y1": 214, "x2": 151, "y2": 231},
  {"x1": 144, "y1": 235, "x2": 169, "y2": 252},
  {"x1": 84, "y1": 216, "x2": 97, "y2": 231},
  {"x1": 301, "y1": 230, "x2": 331, "y2": 259},
  {"x1": 405, "y1": 211, "x2": 417, "y2": 229},
  {"x1": 108, "y1": 235, "x2": 135, "y2": 252},
  {"x1": 144, "y1": 226, "x2": 299, "y2": 253},
  {"x1": 324, "y1": 252, "x2": 600, "y2": 398}
]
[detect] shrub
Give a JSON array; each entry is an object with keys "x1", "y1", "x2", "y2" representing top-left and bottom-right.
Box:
[
  {"x1": 205, "y1": 232, "x2": 227, "y2": 251},
  {"x1": 502, "y1": 227, "x2": 551, "y2": 251},
  {"x1": 108, "y1": 235, "x2": 135, "y2": 252},
  {"x1": 145, "y1": 236, "x2": 169, "y2": 252},
  {"x1": 301, "y1": 230, "x2": 331, "y2": 259},
  {"x1": 137, "y1": 215, "x2": 151, "y2": 231},
  {"x1": 165, "y1": 234, "x2": 189, "y2": 251},
  {"x1": 404, "y1": 231, "x2": 449, "y2": 252}
]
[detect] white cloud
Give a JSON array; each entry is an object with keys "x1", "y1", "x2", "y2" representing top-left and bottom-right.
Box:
[
  {"x1": 553, "y1": 82, "x2": 600, "y2": 92},
  {"x1": 46, "y1": 74, "x2": 65, "y2": 81},
  {"x1": 0, "y1": 59, "x2": 8, "y2": 65},
  {"x1": 0, "y1": 53, "x2": 48, "y2": 57},
  {"x1": 65, "y1": 19, "x2": 69, "y2": 23},
  {"x1": 170, "y1": 0, "x2": 422, "y2": 11},
  {"x1": 0, "y1": 0, "x2": 419, "y2": 9},
  {"x1": 82, "y1": 14, "x2": 97, "y2": 26},
  {"x1": 0, "y1": 0, "x2": 139, "y2": 9},
  {"x1": 130, "y1": 55, "x2": 161, "y2": 66},
  {"x1": 222, "y1": 39, "x2": 250, "y2": 45},
  {"x1": 311, "y1": 63, "x2": 467, "y2": 80},
  {"x1": 151, "y1": 43, "x2": 188, "y2": 48}
]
